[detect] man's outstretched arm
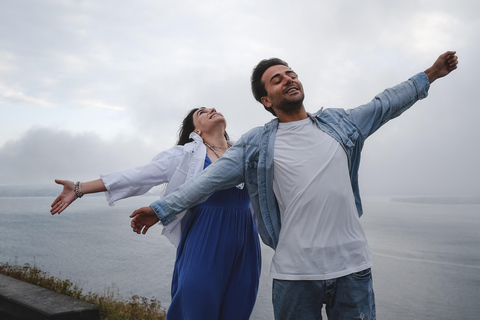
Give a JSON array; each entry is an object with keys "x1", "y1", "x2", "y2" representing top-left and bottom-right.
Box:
[
  {"x1": 346, "y1": 50, "x2": 459, "y2": 139},
  {"x1": 130, "y1": 143, "x2": 246, "y2": 234},
  {"x1": 425, "y1": 51, "x2": 458, "y2": 83}
]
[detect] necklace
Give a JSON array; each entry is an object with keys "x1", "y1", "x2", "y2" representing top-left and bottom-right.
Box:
[
  {"x1": 208, "y1": 145, "x2": 229, "y2": 150},
  {"x1": 204, "y1": 142, "x2": 229, "y2": 158}
]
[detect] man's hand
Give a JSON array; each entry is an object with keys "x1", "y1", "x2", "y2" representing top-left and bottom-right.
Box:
[
  {"x1": 425, "y1": 51, "x2": 458, "y2": 83},
  {"x1": 130, "y1": 206, "x2": 160, "y2": 235}
]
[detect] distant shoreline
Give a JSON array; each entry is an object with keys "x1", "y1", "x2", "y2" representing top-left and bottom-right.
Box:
[
  {"x1": 1, "y1": 185, "x2": 479, "y2": 205},
  {"x1": 391, "y1": 195, "x2": 480, "y2": 205},
  {"x1": 0, "y1": 184, "x2": 61, "y2": 197},
  {"x1": 0, "y1": 184, "x2": 163, "y2": 198}
]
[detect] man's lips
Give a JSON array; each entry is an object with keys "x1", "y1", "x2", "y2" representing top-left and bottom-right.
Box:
[{"x1": 285, "y1": 87, "x2": 299, "y2": 94}]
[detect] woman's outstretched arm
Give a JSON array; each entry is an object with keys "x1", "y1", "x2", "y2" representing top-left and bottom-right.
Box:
[{"x1": 50, "y1": 179, "x2": 107, "y2": 215}]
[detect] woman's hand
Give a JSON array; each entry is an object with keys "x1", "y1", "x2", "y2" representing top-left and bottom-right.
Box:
[
  {"x1": 50, "y1": 179, "x2": 76, "y2": 215},
  {"x1": 130, "y1": 207, "x2": 160, "y2": 234}
]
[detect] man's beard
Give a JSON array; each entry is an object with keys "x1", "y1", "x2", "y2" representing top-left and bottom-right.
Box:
[{"x1": 276, "y1": 93, "x2": 305, "y2": 114}]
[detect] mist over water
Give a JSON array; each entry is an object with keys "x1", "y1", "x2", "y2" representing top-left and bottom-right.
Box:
[{"x1": 1, "y1": 195, "x2": 479, "y2": 319}]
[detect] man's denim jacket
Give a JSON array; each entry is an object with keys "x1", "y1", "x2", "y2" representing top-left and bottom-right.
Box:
[{"x1": 151, "y1": 72, "x2": 430, "y2": 249}]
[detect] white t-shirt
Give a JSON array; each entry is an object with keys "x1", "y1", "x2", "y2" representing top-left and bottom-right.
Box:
[{"x1": 271, "y1": 117, "x2": 372, "y2": 280}]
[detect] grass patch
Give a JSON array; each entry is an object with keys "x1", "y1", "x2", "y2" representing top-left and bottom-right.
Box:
[{"x1": 0, "y1": 262, "x2": 166, "y2": 320}]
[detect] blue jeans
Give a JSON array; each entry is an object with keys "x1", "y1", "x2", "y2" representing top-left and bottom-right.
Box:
[{"x1": 272, "y1": 268, "x2": 376, "y2": 320}]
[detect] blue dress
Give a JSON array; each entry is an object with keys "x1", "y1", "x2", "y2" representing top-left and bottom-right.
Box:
[{"x1": 167, "y1": 156, "x2": 261, "y2": 320}]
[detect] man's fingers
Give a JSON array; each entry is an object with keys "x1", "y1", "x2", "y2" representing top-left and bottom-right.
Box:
[
  {"x1": 131, "y1": 218, "x2": 142, "y2": 233},
  {"x1": 129, "y1": 210, "x2": 138, "y2": 218},
  {"x1": 130, "y1": 215, "x2": 145, "y2": 234},
  {"x1": 448, "y1": 56, "x2": 458, "y2": 69}
]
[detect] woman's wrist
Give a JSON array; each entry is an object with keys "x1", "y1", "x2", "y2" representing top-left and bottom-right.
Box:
[{"x1": 74, "y1": 181, "x2": 84, "y2": 199}]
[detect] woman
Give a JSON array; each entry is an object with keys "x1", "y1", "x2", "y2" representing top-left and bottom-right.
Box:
[{"x1": 50, "y1": 107, "x2": 261, "y2": 320}]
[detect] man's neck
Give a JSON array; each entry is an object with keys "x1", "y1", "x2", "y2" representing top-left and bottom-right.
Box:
[{"x1": 276, "y1": 107, "x2": 308, "y2": 123}]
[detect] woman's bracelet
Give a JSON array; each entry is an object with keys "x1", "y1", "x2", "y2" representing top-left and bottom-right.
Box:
[{"x1": 74, "y1": 181, "x2": 83, "y2": 199}]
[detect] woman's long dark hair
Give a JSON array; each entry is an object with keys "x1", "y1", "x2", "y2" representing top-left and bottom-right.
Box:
[{"x1": 176, "y1": 107, "x2": 229, "y2": 145}]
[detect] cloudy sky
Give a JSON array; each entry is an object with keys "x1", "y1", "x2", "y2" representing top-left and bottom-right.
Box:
[{"x1": 0, "y1": 0, "x2": 478, "y2": 197}]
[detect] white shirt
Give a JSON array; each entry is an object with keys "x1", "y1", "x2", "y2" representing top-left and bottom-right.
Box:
[
  {"x1": 100, "y1": 133, "x2": 207, "y2": 247},
  {"x1": 271, "y1": 118, "x2": 372, "y2": 280}
]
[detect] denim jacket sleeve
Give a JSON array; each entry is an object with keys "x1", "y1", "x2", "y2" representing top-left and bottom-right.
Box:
[
  {"x1": 345, "y1": 72, "x2": 430, "y2": 139},
  {"x1": 150, "y1": 143, "x2": 246, "y2": 225},
  {"x1": 316, "y1": 72, "x2": 430, "y2": 220}
]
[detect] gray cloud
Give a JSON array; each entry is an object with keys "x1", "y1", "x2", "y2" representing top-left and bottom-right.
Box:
[
  {"x1": 0, "y1": 0, "x2": 478, "y2": 197},
  {"x1": 0, "y1": 127, "x2": 158, "y2": 185}
]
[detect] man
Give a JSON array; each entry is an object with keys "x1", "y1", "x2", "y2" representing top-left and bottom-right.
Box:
[{"x1": 131, "y1": 51, "x2": 458, "y2": 319}]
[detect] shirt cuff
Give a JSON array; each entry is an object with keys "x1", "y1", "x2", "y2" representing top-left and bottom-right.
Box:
[
  {"x1": 150, "y1": 200, "x2": 177, "y2": 226},
  {"x1": 410, "y1": 72, "x2": 430, "y2": 100}
]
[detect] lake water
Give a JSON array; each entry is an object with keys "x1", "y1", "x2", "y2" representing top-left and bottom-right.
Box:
[{"x1": 0, "y1": 195, "x2": 479, "y2": 319}]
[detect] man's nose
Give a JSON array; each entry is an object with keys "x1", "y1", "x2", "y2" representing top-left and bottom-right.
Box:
[{"x1": 284, "y1": 75, "x2": 295, "y2": 83}]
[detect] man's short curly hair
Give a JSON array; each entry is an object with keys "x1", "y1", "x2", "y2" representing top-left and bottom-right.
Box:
[{"x1": 250, "y1": 58, "x2": 289, "y2": 116}]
